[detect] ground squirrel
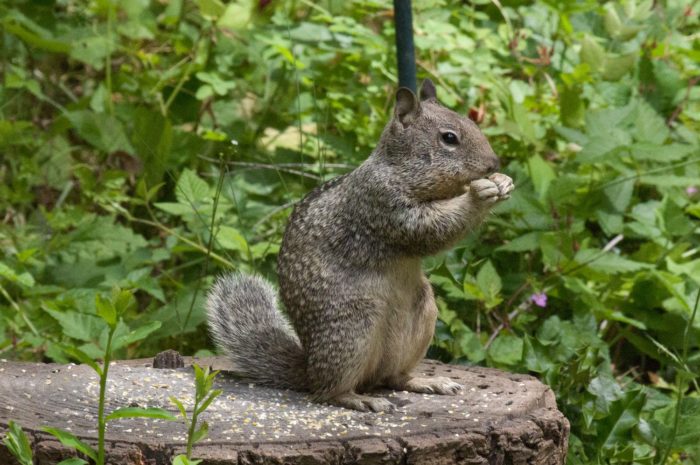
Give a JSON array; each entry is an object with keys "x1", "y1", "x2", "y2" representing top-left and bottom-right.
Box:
[{"x1": 207, "y1": 79, "x2": 514, "y2": 412}]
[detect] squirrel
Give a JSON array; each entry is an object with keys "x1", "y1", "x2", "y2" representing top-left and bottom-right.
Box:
[{"x1": 207, "y1": 79, "x2": 514, "y2": 412}]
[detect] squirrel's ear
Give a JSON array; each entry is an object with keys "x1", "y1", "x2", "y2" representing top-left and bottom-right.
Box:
[
  {"x1": 395, "y1": 87, "x2": 421, "y2": 127},
  {"x1": 419, "y1": 79, "x2": 437, "y2": 101}
]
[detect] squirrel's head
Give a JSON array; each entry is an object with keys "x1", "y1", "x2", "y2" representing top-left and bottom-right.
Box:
[{"x1": 378, "y1": 79, "x2": 500, "y2": 201}]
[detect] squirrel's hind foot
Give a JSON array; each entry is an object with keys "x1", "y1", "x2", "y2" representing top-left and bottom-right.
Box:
[{"x1": 327, "y1": 392, "x2": 396, "y2": 413}]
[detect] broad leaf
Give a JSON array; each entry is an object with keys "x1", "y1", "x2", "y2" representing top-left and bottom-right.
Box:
[
  {"x1": 112, "y1": 321, "x2": 162, "y2": 350},
  {"x1": 175, "y1": 169, "x2": 209, "y2": 206},
  {"x1": 65, "y1": 110, "x2": 135, "y2": 155},
  {"x1": 595, "y1": 389, "x2": 645, "y2": 450},
  {"x1": 45, "y1": 309, "x2": 105, "y2": 343}
]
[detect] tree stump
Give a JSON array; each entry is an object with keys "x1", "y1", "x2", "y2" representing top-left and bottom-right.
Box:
[{"x1": 0, "y1": 356, "x2": 569, "y2": 464}]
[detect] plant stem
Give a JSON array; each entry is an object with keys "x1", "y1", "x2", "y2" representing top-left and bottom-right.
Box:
[
  {"x1": 185, "y1": 397, "x2": 200, "y2": 459},
  {"x1": 183, "y1": 156, "x2": 227, "y2": 331},
  {"x1": 105, "y1": 1, "x2": 115, "y2": 116},
  {"x1": 97, "y1": 328, "x2": 115, "y2": 465},
  {"x1": 657, "y1": 289, "x2": 699, "y2": 465}
]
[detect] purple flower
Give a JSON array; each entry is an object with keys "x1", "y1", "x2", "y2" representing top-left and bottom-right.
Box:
[
  {"x1": 530, "y1": 292, "x2": 547, "y2": 308},
  {"x1": 686, "y1": 186, "x2": 698, "y2": 196}
]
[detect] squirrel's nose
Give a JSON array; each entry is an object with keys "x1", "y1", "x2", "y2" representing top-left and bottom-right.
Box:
[{"x1": 486, "y1": 155, "x2": 500, "y2": 173}]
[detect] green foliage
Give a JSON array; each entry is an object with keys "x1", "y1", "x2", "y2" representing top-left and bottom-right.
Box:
[{"x1": 1, "y1": 0, "x2": 699, "y2": 463}]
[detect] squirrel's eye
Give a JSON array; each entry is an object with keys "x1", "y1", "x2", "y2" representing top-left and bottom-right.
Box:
[{"x1": 441, "y1": 131, "x2": 459, "y2": 145}]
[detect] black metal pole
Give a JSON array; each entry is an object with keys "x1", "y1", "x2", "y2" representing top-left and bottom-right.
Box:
[{"x1": 393, "y1": 0, "x2": 417, "y2": 93}]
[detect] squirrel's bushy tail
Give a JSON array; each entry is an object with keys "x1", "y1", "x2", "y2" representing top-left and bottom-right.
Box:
[{"x1": 206, "y1": 273, "x2": 307, "y2": 390}]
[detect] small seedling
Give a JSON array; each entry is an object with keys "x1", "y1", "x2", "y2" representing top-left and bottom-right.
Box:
[
  {"x1": 3, "y1": 420, "x2": 33, "y2": 465},
  {"x1": 44, "y1": 288, "x2": 176, "y2": 464},
  {"x1": 170, "y1": 364, "x2": 222, "y2": 463}
]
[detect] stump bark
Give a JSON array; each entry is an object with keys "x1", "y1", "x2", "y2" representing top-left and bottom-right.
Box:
[{"x1": 0, "y1": 356, "x2": 569, "y2": 464}]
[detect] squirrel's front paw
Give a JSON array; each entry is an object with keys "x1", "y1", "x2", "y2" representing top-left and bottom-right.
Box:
[
  {"x1": 469, "y1": 174, "x2": 511, "y2": 205},
  {"x1": 488, "y1": 173, "x2": 514, "y2": 201}
]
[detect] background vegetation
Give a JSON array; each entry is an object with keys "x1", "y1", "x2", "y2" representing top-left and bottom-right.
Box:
[{"x1": 1, "y1": 0, "x2": 699, "y2": 463}]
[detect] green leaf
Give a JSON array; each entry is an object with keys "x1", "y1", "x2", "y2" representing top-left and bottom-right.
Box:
[
  {"x1": 595, "y1": 388, "x2": 645, "y2": 450},
  {"x1": 105, "y1": 406, "x2": 176, "y2": 422},
  {"x1": 488, "y1": 333, "x2": 523, "y2": 366},
  {"x1": 596, "y1": 210, "x2": 623, "y2": 235},
  {"x1": 0, "y1": 262, "x2": 35, "y2": 288},
  {"x1": 153, "y1": 202, "x2": 195, "y2": 216},
  {"x1": 559, "y1": 85, "x2": 584, "y2": 127},
  {"x1": 457, "y1": 327, "x2": 486, "y2": 362},
  {"x1": 193, "y1": 364, "x2": 206, "y2": 392},
  {"x1": 3, "y1": 421, "x2": 34, "y2": 465},
  {"x1": 430, "y1": 275, "x2": 467, "y2": 300},
  {"x1": 603, "y1": 4, "x2": 623, "y2": 37},
  {"x1": 42, "y1": 427, "x2": 97, "y2": 461},
  {"x1": 634, "y1": 100, "x2": 669, "y2": 145},
  {"x1": 527, "y1": 154, "x2": 555, "y2": 200},
  {"x1": 476, "y1": 260, "x2": 502, "y2": 308},
  {"x1": 215, "y1": 226, "x2": 249, "y2": 253},
  {"x1": 666, "y1": 257, "x2": 700, "y2": 286},
  {"x1": 169, "y1": 396, "x2": 188, "y2": 420},
  {"x1": 57, "y1": 344, "x2": 102, "y2": 376},
  {"x1": 195, "y1": 72, "x2": 236, "y2": 96},
  {"x1": 176, "y1": 169, "x2": 209, "y2": 206},
  {"x1": 132, "y1": 109, "x2": 172, "y2": 186},
  {"x1": 629, "y1": 143, "x2": 694, "y2": 162},
  {"x1": 511, "y1": 101, "x2": 537, "y2": 144},
  {"x1": 57, "y1": 458, "x2": 89, "y2": 465},
  {"x1": 196, "y1": 389, "x2": 223, "y2": 415},
  {"x1": 574, "y1": 249, "x2": 652, "y2": 274},
  {"x1": 112, "y1": 321, "x2": 162, "y2": 350},
  {"x1": 65, "y1": 110, "x2": 135, "y2": 155},
  {"x1": 197, "y1": 0, "x2": 225, "y2": 19},
  {"x1": 652, "y1": 397, "x2": 700, "y2": 450},
  {"x1": 45, "y1": 309, "x2": 105, "y2": 342},
  {"x1": 191, "y1": 420, "x2": 209, "y2": 443},
  {"x1": 603, "y1": 178, "x2": 634, "y2": 213},
  {"x1": 172, "y1": 455, "x2": 203, "y2": 465},
  {"x1": 2, "y1": 13, "x2": 71, "y2": 53},
  {"x1": 496, "y1": 232, "x2": 541, "y2": 252},
  {"x1": 112, "y1": 288, "x2": 136, "y2": 315},
  {"x1": 160, "y1": 0, "x2": 183, "y2": 25},
  {"x1": 218, "y1": 2, "x2": 254, "y2": 30},
  {"x1": 580, "y1": 35, "x2": 605, "y2": 72},
  {"x1": 602, "y1": 52, "x2": 637, "y2": 81},
  {"x1": 95, "y1": 294, "x2": 117, "y2": 328},
  {"x1": 69, "y1": 36, "x2": 112, "y2": 70},
  {"x1": 587, "y1": 375, "x2": 624, "y2": 414}
]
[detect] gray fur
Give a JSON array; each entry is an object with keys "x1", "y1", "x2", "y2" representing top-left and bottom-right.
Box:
[
  {"x1": 206, "y1": 79, "x2": 514, "y2": 411},
  {"x1": 206, "y1": 274, "x2": 307, "y2": 389}
]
